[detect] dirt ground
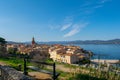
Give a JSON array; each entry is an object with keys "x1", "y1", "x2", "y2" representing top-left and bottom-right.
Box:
[
  {"x1": 0, "y1": 61, "x2": 7, "y2": 66},
  {"x1": 28, "y1": 72, "x2": 52, "y2": 80}
]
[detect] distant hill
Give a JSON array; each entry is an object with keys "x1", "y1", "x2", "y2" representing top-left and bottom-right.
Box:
[
  {"x1": 7, "y1": 39, "x2": 120, "y2": 44},
  {"x1": 67, "y1": 39, "x2": 120, "y2": 44},
  {"x1": 7, "y1": 41, "x2": 23, "y2": 44},
  {"x1": 7, "y1": 41, "x2": 18, "y2": 44},
  {"x1": 36, "y1": 39, "x2": 120, "y2": 44}
]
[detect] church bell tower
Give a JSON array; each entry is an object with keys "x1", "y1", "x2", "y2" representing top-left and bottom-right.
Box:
[{"x1": 32, "y1": 37, "x2": 35, "y2": 45}]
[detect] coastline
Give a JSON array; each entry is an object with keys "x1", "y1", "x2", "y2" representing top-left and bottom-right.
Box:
[{"x1": 91, "y1": 59, "x2": 119, "y2": 64}]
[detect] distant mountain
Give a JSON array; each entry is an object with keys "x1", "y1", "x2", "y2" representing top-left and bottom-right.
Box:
[
  {"x1": 7, "y1": 41, "x2": 18, "y2": 44},
  {"x1": 7, "y1": 41, "x2": 24, "y2": 44},
  {"x1": 36, "y1": 39, "x2": 120, "y2": 44},
  {"x1": 7, "y1": 39, "x2": 120, "y2": 44},
  {"x1": 67, "y1": 39, "x2": 120, "y2": 44}
]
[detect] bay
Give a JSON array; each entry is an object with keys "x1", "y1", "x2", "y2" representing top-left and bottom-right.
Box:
[{"x1": 74, "y1": 44, "x2": 120, "y2": 60}]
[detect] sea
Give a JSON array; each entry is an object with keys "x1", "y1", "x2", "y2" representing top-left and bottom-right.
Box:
[{"x1": 73, "y1": 44, "x2": 120, "y2": 60}]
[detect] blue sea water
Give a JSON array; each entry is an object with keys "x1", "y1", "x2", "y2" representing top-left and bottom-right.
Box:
[{"x1": 74, "y1": 44, "x2": 120, "y2": 60}]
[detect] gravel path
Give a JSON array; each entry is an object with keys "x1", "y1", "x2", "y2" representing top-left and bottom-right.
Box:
[
  {"x1": 46, "y1": 64, "x2": 79, "y2": 73},
  {"x1": 0, "y1": 61, "x2": 7, "y2": 66},
  {"x1": 28, "y1": 72, "x2": 52, "y2": 80}
]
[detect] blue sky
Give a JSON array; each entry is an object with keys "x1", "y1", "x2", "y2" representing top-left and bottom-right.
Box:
[{"x1": 0, "y1": 0, "x2": 120, "y2": 42}]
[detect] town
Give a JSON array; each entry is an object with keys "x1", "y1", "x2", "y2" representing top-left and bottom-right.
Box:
[
  {"x1": 0, "y1": 37, "x2": 120, "y2": 80},
  {"x1": 7, "y1": 37, "x2": 92, "y2": 64}
]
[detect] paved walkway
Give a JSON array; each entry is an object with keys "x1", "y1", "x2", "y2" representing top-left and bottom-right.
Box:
[
  {"x1": 46, "y1": 64, "x2": 88, "y2": 73},
  {"x1": 91, "y1": 59, "x2": 119, "y2": 64}
]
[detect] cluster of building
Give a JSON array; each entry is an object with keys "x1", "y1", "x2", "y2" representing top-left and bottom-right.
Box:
[
  {"x1": 7, "y1": 37, "x2": 50, "y2": 60},
  {"x1": 6, "y1": 37, "x2": 91, "y2": 64},
  {"x1": 7, "y1": 38, "x2": 48, "y2": 52},
  {"x1": 49, "y1": 44, "x2": 90, "y2": 64}
]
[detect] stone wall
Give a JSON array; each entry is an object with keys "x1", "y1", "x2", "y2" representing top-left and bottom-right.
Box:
[{"x1": 0, "y1": 65, "x2": 34, "y2": 80}]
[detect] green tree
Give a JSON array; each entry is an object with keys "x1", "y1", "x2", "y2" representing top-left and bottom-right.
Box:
[
  {"x1": 8, "y1": 47, "x2": 18, "y2": 55},
  {"x1": 0, "y1": 37, "x2": 6, "y2": 46},
  {"x1": 8, "y1": 48, "x2": 14, "y2": 54},
  {"x1": 0, "y1": 37, "x2": 7, "y2": 56}
]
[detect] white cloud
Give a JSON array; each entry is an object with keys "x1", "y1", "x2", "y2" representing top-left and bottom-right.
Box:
[
  {"x1": 61, "y1": 23, "x2": 72, "y2": 31},
  {"x1": 50, "y1": 0, "x2": 111, "y2": 38},
  {"x1": 60, "y1": 16, "x2": 73, "y2": 31},
  {"x1": 80, "y1": 1, "x2": 92, "y2": 7},
  {"x1": 64, "y1": 22, "x2": 89, "y2": 37},
  {"x1": 100, "y1": 0, "x2": 109, "y2": 3},
  {"x1": 98, "y1": 0, "x2": 112, "y2": 4},
  {"x1": 64, "y1": 27, "x2": 79, "y2": 37},
  {"x1": 64, "y1": 16, "x2": 73, "y2": 23},
  {"x1": 78, "y1": 0, "x2": 112, "y2": 16},
  {"x1": 94, "y1": 5, "x2": 103, "y2": 9},
  {"x1": 59, "y1": 0, "x2": 110, "y2": 37},
  {"x1": 49, "y1": 23, "x2": 61, "y2": 30}
]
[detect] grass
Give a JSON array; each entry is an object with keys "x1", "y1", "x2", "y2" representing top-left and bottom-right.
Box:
[
  {"x1": 0, "y1": 57, "x2": 119, "y2": 80},
  {"x1": 69, "y1": 73, "x2": 107, "y2": 80},
  {"x1": 0, "y1": 56, "x2": 32, "y2": 71},
  {"x1": 45, "y1": 59, "x2": 53, "y2": 63}
]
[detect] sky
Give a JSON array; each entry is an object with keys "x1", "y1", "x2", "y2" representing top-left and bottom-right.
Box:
[{"x1": 0, "y1": 0, "x2": 120, "y2": 42}]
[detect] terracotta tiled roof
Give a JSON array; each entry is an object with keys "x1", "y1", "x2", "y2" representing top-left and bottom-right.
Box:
[{"x1": 64, "y1": 53, "x2": 75, "y2": 56}]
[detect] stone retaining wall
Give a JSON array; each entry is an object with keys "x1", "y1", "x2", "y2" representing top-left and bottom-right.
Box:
[{"x1": 0, "y1": 65, "x2": 34, "y2": 80}]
